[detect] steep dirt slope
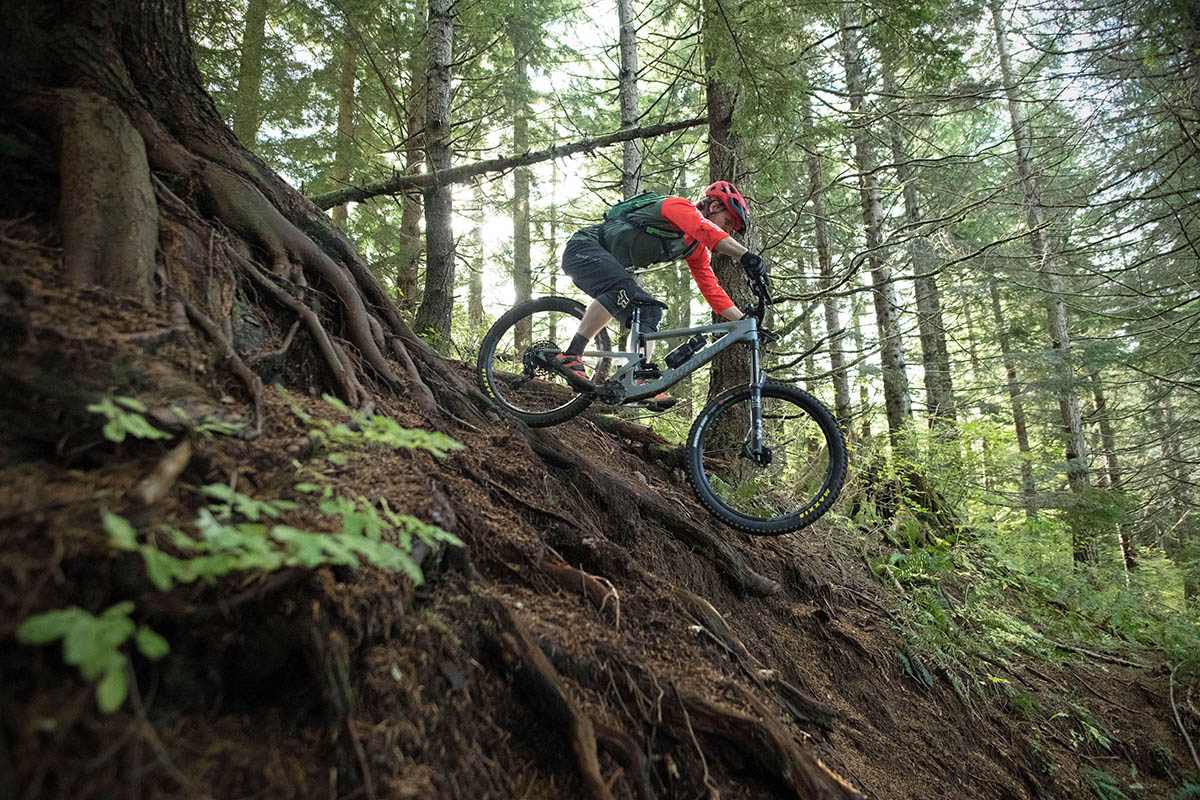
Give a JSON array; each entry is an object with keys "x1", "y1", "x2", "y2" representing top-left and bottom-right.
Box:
[{"x1": 0, "y1": 242, "x2": 1195, "y2": 800}]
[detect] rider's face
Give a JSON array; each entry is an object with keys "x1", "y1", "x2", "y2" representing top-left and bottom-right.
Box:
[{"x1": 707, "y1": 207, "x2": 742, "y2": 235}]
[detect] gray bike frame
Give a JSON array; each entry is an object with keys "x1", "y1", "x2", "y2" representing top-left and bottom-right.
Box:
[{"x1": 583, "y1": 305, "x2": 767, "y2": 452}]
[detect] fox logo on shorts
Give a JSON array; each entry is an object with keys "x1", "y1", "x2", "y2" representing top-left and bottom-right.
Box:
[{"x1": 616, "y1": 289, "x2": 630, "y2": 308}]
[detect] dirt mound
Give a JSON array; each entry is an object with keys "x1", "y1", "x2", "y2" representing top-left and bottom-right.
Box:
[{"x1": 2, "y1": 240, "x2": 1195, "y2": 800}]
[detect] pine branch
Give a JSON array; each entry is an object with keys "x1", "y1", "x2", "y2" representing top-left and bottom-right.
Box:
[{"x1": 310, "y1": 117, "x2": 706, "y2": 209}]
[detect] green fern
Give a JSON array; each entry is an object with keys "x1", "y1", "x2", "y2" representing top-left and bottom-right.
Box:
[
  {"x1": 279, "y1": 389, "x2": 464, "y2": 460},
  {"x1": 16, "y1": 602, "x2": 167, "y2": 712},
  {"x1": 1172, "y1": 782, "x2": 1200, "y2": 800},
  {"x1": 87, "y1": 397, "x2": 171, "y2": 443},
  {"x1": 1085, "y1": 769, "x2": 1130, "y2": 800}
]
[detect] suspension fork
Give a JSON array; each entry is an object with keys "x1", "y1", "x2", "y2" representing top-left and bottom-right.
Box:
[{"x1": 748, "y1": 334, "x2": 765, "y2": 453}]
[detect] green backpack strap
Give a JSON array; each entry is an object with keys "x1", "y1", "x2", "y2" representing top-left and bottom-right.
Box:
[
  {"x1": 604, "y1": 192, "x2": 687, "y2": 241},
  {"x1": 603, "y1": 191, "x2": 663, "y2": 223}
]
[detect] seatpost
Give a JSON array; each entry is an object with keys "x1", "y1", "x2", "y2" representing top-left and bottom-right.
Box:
[{"x1": 630, "y1": 306, "x2": 646, "y2": 362}]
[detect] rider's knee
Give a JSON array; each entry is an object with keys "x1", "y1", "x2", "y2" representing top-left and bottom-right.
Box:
[{"x1": 637, "y1": 301, "x2": 663, "y2": 332}]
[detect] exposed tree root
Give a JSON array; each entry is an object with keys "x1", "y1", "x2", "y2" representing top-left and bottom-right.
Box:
[
  {"x1": 232, "y1": 252, "x2": 367, "y2": 405},
  {"x1": 670, "y1": 585, "x2": 836, "y2": 733},
  {"x1": 537, "y1": 638, "x2": 863, "y2": 800},
  {"x1": 586, "y1": 414, "x2": 687, "y2": 469},
  {"x1": 389, "y1": 337, "x2": 439, "y2": 418},
  {"x1": 132, "y1": 438, "x2": 193, "y2": 505},
  {"x1": 181, "y1": 298, "x2": 264, "y2": 437},
  {"x1": 541, "y1": 551, "x2": 621, "y2": 628},
  {"x1": 525, "y1": 428, "x2": 780, "y2": 598},
  {"x1": 595, "y1": 722, "x2": 658, "y2": 800},
  {"x1": 482, "y1": 598, "x2": 615, "y2": 800}
]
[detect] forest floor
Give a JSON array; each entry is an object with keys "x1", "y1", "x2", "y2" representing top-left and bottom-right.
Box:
[{"x1": 2, "y1": 235, "x2": 1198, "y2": 800}]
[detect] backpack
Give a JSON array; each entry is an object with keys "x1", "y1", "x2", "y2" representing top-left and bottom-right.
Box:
[{"x1": 603, "y1": 192, "x2": 685, "y2": 242}]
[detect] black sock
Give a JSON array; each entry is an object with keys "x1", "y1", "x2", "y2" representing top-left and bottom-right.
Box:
[{"x1": 566, "y1": 333, "x2": 588, "y2": 355}]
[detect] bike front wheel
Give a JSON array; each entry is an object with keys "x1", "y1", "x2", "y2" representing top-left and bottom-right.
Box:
[
  {"x1": 686, "y1": 382, "x2": 847, "y2": 535},
  {"x1": 477, "y1": 296, "x2": 613, "y2": 428}
]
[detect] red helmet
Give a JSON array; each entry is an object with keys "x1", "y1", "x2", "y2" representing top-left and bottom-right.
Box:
[{"x1": 704, "y1": 181, "x2": 748, "y2": 231}]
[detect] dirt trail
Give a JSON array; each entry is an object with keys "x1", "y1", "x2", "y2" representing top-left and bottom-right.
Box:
[{"x1": 0, "y1": 249, "x2": 1195, "y2": 800}]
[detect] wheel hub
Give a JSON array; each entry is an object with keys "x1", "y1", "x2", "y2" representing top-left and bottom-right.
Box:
[{"x1": 739, "y1": 441, "x2": 773, "y2": 467}]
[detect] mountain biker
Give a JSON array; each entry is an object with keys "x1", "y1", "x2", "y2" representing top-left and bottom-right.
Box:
[{"x1": 547, "y1": 181, "x2": 767, "y2": 411}]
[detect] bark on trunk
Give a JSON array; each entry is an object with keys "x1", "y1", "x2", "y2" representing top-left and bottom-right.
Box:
[
  {"x1": 1089, "y1": 371, "x2": 1133, "y2": 573},
  {"x1": 987, "y1": 273, "x2": 1037, "y2": 519},
  {"x1": 469, "y1": 176, "x2": 484, "y2": 330},
  {"x1": 883, "y1": 71, "x2": 955, "y2": 434},
  {"x1": 616, "y1": 0, "x2": 643, "y2": 197},
  {"x1": 414, "y1": 0, "x2": 456, "y2": 345},
  {"x1": 802, "y1": 89, "x2": 851, "y2": 428},
  {"x1": 841, "y1": 18, "x2": 911, "y2": 449},
  {"x1": 232, "y1": 0, "x2": 268, "y2": 148},
  {"x1": 990, "y1": 0, "x2": 1092, "y2": 562},
  {"x1": 398, "y1": 60, "x2": 426, "y2": 310},
  {"x1": 511, "y1": 20, "x2": 533, "y2": 349},
  {"x1": 330, "y1": 32, "x2": 359, "y2": 226},
  {"x1": 702, "y1": 3, "x2": 754, "y2": 405}
]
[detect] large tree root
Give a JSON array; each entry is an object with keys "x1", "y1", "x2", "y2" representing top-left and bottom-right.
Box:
[
  {"x1": 586, "y1": 414, "x2": 687, "y2": 469},
  {"x1": 670, "y1": 585, "x2": 835, "y2": 732},
  {"x1": 181, "y1": 298, "x2": 265, "y2": 436},
  {"x1": 541, "y1": 551, "x2": 621, "y2": 627},
  {"x1": 481, "y1": 597, "x2": 615, "y2": 800},
  {"x1": 538, "y1": 637, "x2": 864, "y2": 800},
  {"x1": 524, "y1": 428, "x2": 780, "y2": 598}
]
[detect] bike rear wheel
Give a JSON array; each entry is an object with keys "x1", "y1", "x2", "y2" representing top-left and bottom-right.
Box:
[
  {"x1": 477, "y1": 296, "x2": 613, "y2": 428},
  {"x1": 686, "y1": 382, "x2": 846, "y2": 535}
]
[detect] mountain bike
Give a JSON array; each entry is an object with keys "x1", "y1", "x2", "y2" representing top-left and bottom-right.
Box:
[{"x1": 476, "y1": 273, "x2": 846, "y2": 535}]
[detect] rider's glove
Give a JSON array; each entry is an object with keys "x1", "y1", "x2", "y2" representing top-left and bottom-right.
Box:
[{"x1": 740, "y1": 251, "x2": 767, "y2": 281}]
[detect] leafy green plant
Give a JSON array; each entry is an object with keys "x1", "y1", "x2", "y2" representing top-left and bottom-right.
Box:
[
  {"x1": 87, "y1": 397, "x2": 171, "y2": 443},
  {"x1": 279, "y1": 389, "x2": 464, "y2": 462},
  {"x1": 1172, "y1": 781, "x2": 1200, "y2": 800},
  {"x1": 201, "y1": 484, "x2": 297, "y2": 521},
  {"x1": 1084, "y1": 768, "x2": 1130, "y2": 800},
  {"x1": 16, "y1": 602, "x2": 168, "y2": 712}
]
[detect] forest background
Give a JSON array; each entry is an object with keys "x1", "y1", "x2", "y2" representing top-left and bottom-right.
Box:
[
  {"x1": 4, "y1": 0, "x2": 1200, "y2": 795},
  {"x1": 192, "y1": 0, "x2": 1198, "y2": 624}
]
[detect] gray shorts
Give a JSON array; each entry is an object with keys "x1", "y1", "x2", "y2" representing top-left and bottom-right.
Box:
[{"x1": 562, "y1": 228, "x2": 664, "y2": 331}]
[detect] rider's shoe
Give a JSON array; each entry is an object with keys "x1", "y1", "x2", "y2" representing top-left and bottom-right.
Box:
[
  {"x1": 632, "y1": 393, "x2": 677, "y2": 412},
  {"x1": 545, "y1": 351, "x2": 594, "y2": 391}
]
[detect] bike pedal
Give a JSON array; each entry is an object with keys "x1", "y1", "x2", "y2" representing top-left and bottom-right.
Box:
[{"x1": 592, "y1": 379, "x2": 626, "y2": 404}]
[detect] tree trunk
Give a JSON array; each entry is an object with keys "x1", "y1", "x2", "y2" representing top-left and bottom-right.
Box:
[
  {"x1": 884, "y1": 71, "x2": 955, "y2": 434},
  {"x1": 802, "y1": 89, "x2": 851, "y2": 428},
  {"x1": 414, "y1": 0, "x2": 456, "y2": 346},
  {"x1": 616, "y1": 0, "x2": 643, "y2": 197},
  {"x1": 511, "y1": 18, "x2": 533, "y2": 349},
  {"x1": 702, "y1": 1, "x2": 754, "y2": 406},
  {"x1": 1158, "y1": 387, "x2": 1196, "y2": 598},
  {"x1": 469, "y1": 176, "x2": 484, "y2": 330},
  {"x1": 398, "y1": 54, "x2": 426, "y2": 310},
  {"x1": 987, "y1": 273, "x2": 1037, "y2": 519},
  {"x1": 232, "y1": 0, "x2": 268, "y2": 148},
  {"x1": 851, "y1": 281, "x2": 871, "y2": 443},
  {"x1": 549, "y1": 159, "x2": 559, "y2": 342},
  {"x1": 330, "y1": 31, "x2": 359, "y2": 226},
  {"x1": 990, "y1": 0, "x2": 1092, "y2": 562},
  {"x1": 841, "y1": 17, "x2": 911, "y2": 450},
  {"x1": 1089, "y1": 371, "x2": 1133, "y2": 573}
]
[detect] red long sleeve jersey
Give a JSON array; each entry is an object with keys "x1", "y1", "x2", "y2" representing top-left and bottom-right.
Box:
[{"x1": 658, "y1": 196, "x2": 736, "y2": 315}]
